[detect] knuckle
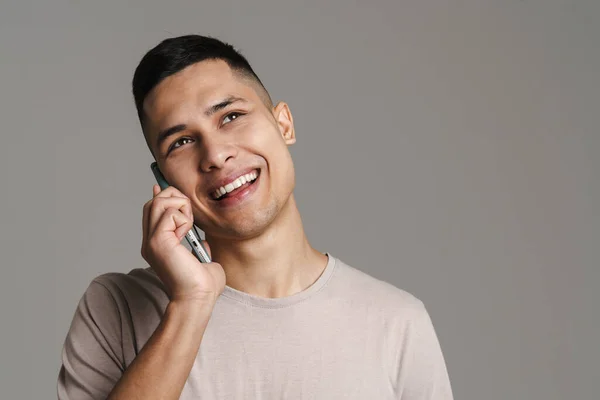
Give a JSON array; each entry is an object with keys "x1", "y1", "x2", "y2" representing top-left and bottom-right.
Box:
[
  {"x1": 169, "y1": 186, "x2": 183, "y2": 195},
  {"x1": 163, "y1": 208, "x2": 178, "y2": 217},
  {"x1": 161, "y1": 186, "x2": 176, "y2": 196}
]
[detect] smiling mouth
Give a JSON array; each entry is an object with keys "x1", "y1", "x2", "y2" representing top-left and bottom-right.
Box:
[{"x1": 211, "y1": 170, "x2": 260, "y2": 201}]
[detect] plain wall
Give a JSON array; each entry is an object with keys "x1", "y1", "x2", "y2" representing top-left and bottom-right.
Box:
[{"x1": 0, "y1": 1, "x2": 598, "y2": 399}]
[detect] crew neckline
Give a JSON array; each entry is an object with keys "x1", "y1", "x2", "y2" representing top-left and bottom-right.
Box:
[{"x1": 220, "y1": 253, "x2": 337, "y2": 309}]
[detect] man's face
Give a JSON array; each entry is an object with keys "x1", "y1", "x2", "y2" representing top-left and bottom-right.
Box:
[{"x1": 143, "y1": 60, "x2": 296, "y2": 239}]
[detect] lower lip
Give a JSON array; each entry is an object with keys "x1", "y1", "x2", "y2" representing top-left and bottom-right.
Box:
[{"x1": 213, "y1": 172, "x2": 261, "y2": 208}]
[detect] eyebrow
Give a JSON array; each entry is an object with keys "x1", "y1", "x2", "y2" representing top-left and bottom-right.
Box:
[{"x1": 155, "y1": 96, "x2": 247, "y2": 148}]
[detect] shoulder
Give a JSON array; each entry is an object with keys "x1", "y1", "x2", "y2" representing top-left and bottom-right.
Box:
[
  {"x1": 327, "y1": 255, "x2": 427, "y2": 320},
  {"x1": 80, "y1": 267, "x2": 168, "y2": 318},
  {"x1": 71, "y1": 267, "x2": 168, "y2": 351},
  {"x1": 91, "y1": 267, "x2": 165, "y2": 297}
]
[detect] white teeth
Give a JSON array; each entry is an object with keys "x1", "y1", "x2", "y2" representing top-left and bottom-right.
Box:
[{"x1": 213, "y1": 171, "x2": 259, "y2": 199}]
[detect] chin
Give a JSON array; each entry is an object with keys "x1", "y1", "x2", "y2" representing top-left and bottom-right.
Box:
[{"x1": 214, "y1": 201, "x2": 280, "y2": 239}]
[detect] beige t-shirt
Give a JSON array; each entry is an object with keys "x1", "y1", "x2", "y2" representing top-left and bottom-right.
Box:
[{"x1": 58, "y1": 254, "x2": 453, "y2": 399}]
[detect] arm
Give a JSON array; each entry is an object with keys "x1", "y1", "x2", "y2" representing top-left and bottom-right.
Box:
[
  {"x1": 57, "y1": 283, "x2": 215, "y2": 400},
  {"x1": 106, "y1": 299, "x2": 212, "y2": 400},
  {"x1": 58, "y1": 184, "x2": 225, "y2": 399}
]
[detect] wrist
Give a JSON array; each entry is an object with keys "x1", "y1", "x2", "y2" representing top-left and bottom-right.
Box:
[{"x1": 167, "y1": 296, "x2": 216, "y2": 318}]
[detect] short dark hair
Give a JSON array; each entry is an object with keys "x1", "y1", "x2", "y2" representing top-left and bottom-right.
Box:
[{"x1": 132, "y1": 34, "x2": 271, "y2": 130}]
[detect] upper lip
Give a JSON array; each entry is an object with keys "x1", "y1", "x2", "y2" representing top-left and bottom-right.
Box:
[{"x1": 206, "y1": 167, "x2": 260, "y2": 197}]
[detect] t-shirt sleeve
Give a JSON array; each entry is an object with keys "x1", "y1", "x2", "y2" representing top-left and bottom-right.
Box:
[
  {"x1": 57, "y1": 280, "x2": 125, "y2": 400},
  {"x1": 395, "y1": 301, "x2": 454, "y2": 400}
]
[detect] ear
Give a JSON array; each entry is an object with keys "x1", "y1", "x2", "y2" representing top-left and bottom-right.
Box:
[{"x1": 273, "y1": 101, "x2": 296, "y2": 145}]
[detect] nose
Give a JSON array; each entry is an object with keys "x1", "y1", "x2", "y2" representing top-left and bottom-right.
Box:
[{"x1": 199, "y1": 137, "x2": 238, "y2": 172}]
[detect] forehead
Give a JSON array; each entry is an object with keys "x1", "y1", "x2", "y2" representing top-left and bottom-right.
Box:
[{"x1": 143, "y1": 60, "x2": 257, "y2": 133}]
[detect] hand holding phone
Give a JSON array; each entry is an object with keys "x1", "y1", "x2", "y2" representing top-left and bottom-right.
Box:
[
  {"x1": 151, "y1": 162, "x2": 212, "y2": 263},
  {"x1": 141, "y1": 163, "x2": 225, "y2": 304}
]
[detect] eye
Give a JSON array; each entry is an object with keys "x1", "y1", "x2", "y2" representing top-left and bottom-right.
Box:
[
  {"x1": 168, "y1": 137, "x2": 193, "y2": 153},
  {"x1": 222, "y1": 112, "x2": 243, "y2": 125}
]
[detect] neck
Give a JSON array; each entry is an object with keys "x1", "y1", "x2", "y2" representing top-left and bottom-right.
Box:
[{"x1": 205, "y1": 194, "x2": 328, "y2": 298}]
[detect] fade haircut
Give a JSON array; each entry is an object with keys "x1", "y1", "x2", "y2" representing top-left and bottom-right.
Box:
[{"x1": 132, "y1": 34, "x2": 272, "y2": 133}]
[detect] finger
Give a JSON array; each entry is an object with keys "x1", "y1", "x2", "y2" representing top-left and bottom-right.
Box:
[
  {"x1": 153, "y1": 185, "x2": 189, "y2": 200},
  {"x1": 154, "y1": 188, "x2": 193, "y2": 221},
  {"x1": 145, "y1": 185, "x2": 160, "y2": 248},
  {"x1": 149, "y1": 197, "x2": 192, "y2": 232},
  {"x1": 148, "y1": 197, "x2": 189, "y2": 236},
  {"x1": 146, "y1": 183, "x2": 176, "y2": 239},
  {"x1": 181, "y1": 199, "x2": 193, "y2": 222},
  {"x1": 152, "y1": 186, "x2": 191, "y2": 221},
  {"x1": 174, "y1": 216, "x2": 194, "y2": 240},
  {"x1": 152, "y1": 208, "x2": 192, "y2": 239}
]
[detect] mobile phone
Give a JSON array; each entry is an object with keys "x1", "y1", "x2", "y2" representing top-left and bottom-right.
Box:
[{"x1": 150, "y1": 162, "x2": 212, "y2": 263}]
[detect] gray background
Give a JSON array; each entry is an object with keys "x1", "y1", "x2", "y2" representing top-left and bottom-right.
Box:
[{"x1": 0, "y1": 0, "x2": 598, "y2": 399}]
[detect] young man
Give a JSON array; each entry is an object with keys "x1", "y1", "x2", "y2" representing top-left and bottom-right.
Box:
[{"x1": 58, "y1": 35, "x2": 453, "y2": 399}]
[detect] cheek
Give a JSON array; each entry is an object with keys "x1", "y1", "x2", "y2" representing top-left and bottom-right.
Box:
[
  {"x1": 168, "y1": 160, "x2": 202, "y2": 197},
  {"x1": 266, "y1": 138, "x2": 296, "y2": 194},
  {"x1": 242, "y1": 119, "x2": 287, "y2": 164},
  {"x1": 239, "y1": 119, "x2": 296, "y2": 193},
  {"x1": 245, "y1": 118, "x2": 281, "y2": 147}
]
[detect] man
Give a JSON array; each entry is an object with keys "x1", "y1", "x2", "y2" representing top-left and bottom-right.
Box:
[{"x1": 58, "y1": 35, "x2": 453, "y2": 399}]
